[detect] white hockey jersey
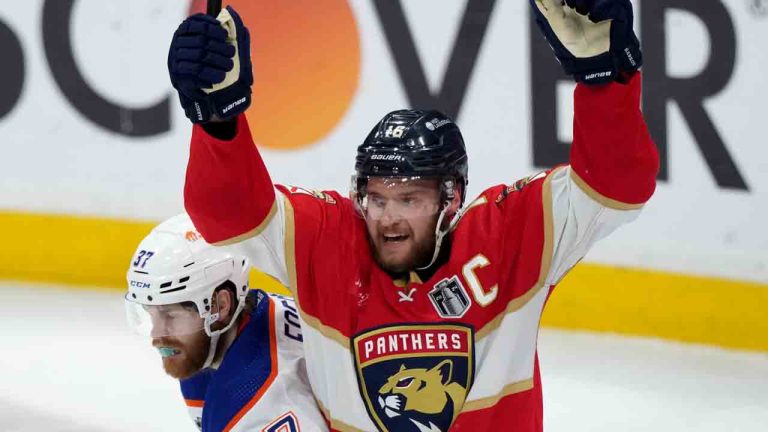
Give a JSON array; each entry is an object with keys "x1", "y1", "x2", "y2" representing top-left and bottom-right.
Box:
[{"x1": 180, "y1": 290, "x2": 327, "y2": 431}]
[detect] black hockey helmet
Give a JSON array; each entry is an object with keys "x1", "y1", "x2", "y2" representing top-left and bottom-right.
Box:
[{"x1": 354, "y1": 109, "x2": 469, "y2": 206}]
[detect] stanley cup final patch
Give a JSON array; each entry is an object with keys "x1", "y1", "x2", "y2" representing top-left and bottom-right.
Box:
[
  {"x1": 352, "y1": 324, "x2": 475, "y2": 432},
  {"x1": 428, "y1": 276, "x2": 471, "y2": 318}
]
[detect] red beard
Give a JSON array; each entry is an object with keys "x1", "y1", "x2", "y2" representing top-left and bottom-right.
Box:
[{"x1": 152, "y1": 330, "x2": 210, "y2": 379}]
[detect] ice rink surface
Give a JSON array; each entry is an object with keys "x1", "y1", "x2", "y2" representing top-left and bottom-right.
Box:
[{"x1": 1, "y1": 282, "x2": 766, "y2": 431}]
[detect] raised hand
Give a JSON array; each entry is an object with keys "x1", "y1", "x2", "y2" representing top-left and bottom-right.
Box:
[
  {"x1": 168, "y1": 6, "x2": 253, "y2": 123},
  {"x1": 530, "y1": 0, "x2": 641, "y2": 84}
]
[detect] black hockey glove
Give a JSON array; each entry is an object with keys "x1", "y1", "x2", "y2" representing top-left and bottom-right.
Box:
[
  {"x1": 168, "y1": 6, "x2": 253, "y2": 123},
  {"x1": 530, "y1": 0, "x2": 642, "y2": 85}
]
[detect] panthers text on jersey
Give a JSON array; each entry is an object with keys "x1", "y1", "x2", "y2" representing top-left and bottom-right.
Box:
[
  {"x1": 180, "y1": 290, "x2": 327, "y2": 432},
  {"x1": 184, "y1": 74, "x2": 659, "y2": 431}
]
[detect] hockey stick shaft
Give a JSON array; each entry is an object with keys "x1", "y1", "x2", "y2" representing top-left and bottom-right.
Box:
[{"x1": 207, "y1": 0, "x2": 222, "y2": 16}]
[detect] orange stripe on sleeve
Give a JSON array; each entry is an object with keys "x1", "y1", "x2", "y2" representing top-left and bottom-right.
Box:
[
  {"x1": 223, "y1": 299, "x2": 279, "y2": 432},
  {"x1": 185, "y1": 399, "x2": 205, "y2": 408}
]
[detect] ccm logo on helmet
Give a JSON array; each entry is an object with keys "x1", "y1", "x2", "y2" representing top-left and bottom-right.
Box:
[
  {"x1": 130, "y1": 280, "x2": 151, "y2": 289},
  {"x1": 370, "y1": 154, "x2": 404, "y2": 162}
]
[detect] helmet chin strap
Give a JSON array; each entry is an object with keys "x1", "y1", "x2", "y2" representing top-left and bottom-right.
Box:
[
  {"x1": 202, "y1": 332, "x2": 221, "y2": 370},
  {"x1": 417, "y1": 201, "x2": 461, "y2": 270},
  {"x1": 202, "y1": 299, "x2": 246, "y2": 369}
]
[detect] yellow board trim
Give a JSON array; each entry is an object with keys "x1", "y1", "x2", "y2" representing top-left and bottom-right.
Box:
[
  {"x1": 542, "y1": 263, "x2": 768, "y2": 352},
  {"x1": 0, "y1": 210, "x2": 291, "y2": 295},
  {"x1": 0, "y1": 211, "x2": 155, "y2": 290},
  {"x1": 1, "y1": 211, "x2": 766, "y2": 352}
]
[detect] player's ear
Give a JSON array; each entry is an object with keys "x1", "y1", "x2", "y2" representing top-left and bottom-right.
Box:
[
  {"x1": 213, "y1": 287, "x2": 234, "y2": 324},
  {"x1": 447, "y1": 184, "x2": 463, "y2": 214},
  {"x1": 432, "y1": 359, "x2": 453, "y2": 385}
]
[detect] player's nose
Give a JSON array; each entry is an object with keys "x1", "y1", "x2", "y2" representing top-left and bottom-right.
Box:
[
  {"x1": 379, "y1": 204, "x2": 404, "y2": 224},
  {"x1": 379, "y1": 213, "x2": 400, "y2": 227},
  {"x1": 149, "y1": 324, "x2": 166, "y2": 340}
]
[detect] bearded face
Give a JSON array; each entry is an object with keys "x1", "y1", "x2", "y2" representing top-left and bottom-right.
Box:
[
  {"x1": 144, "y1": 302, "x2": 210, "y2": 380},
  {"x1": 139, "y1": 290, "x2": 237, "y2": 380},
  {"x1": 363, "y1": 178, "x2": 442, "y2": 273},
  {"x1": 151, "y1": 328, "x2": 210, "y2": 380}
]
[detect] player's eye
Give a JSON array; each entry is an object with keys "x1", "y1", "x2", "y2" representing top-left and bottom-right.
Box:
[
  {"x1": 369, "y1": 195, "x2": 386, "y2": 208},
  {"x1": 396, "y1": 376, "x2": 414, "y2": 388}
]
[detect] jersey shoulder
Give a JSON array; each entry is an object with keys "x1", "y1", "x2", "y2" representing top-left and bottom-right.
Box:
[
  {"x1": 454, "y1": 169, "x2": 551, "y2": 230},
  {"x1": 488, "y1": 170, "x2": 550, "y2": 206},
  {"x1": 277, "y1": 185, "x2": 358, "y2": 216},
  {"x1": 448, "y1": 170, "x2": 555, "y2": 296},
  {"x1": 279, "y1": 185, "x2": 343, "y2": 206},
  {"x1": 276, "y1": 184, "x2": 362, "y2": 234}
]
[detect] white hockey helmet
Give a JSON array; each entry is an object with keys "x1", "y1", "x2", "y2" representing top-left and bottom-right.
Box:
[{"x1": 124, "y1": 213, "x2": 249, "y2": 340}]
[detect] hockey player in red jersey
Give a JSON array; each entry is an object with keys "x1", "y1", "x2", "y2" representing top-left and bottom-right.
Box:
[
  {"x1": 169, "y1": 1, "x2": 658, "y2": 431},
  {"x1": 125, "y1": 214, "x2": 327, "y2": 431}
]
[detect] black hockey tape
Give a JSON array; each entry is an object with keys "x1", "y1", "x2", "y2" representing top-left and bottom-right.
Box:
[{"x1": 207, "y1": 0, "x2": 222, "y2": 17}]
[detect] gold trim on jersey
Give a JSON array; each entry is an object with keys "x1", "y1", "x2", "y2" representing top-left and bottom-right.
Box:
[
  {"x1": 392, "y1": 270, "x2": 424, "y2": 287},
  {"x1": 361, "y1": 351, "x2": 471, "y2": 368},
  {"x1": 212, "y1": 199, "x2": 279, "y2": 246},
  {"x1": 539, "y1": 166, "x2": 557, "y2": 289},
  {"x1": 282, "y1": 195, "x2": 350, "y2": 348},
  {"x1": 283, "y1": 195, "x2": 297, "y2": 297},
  {"x1": 450, "y1": 196, "x2": 488, "y2": 231},
  {"x1": 299, "y1": 310, "x2": 350, "y2": 347},
  {"x1": 569, "y1": 169, "x2": 645, "y2": 211},
  {"x1": 475, "y1": 167, "x2": 559, "y2": 340},
  {"x1": 410, "y1": 271, "x2": 423, "y2": 284},
  {"x1": 475, "y1": 283, "x2": 549, "y2": 340},
  {"x1": 316, "y1": 399, "x2": 367, "y2": 432},
  {"x1": 461, "y1": 378, "x2": 535, "y2": 412},
  {"x1": 464, "y1": 195, "x2": 488, "y2": 212}
]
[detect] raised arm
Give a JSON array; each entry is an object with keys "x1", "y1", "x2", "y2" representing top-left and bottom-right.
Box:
[
  {"x1": 168, "y1": 7, "x2": 288, "y2": 283},
  {"x1": 184, "y1": 114, "x2": 277, "y2": 245},
  {"x1": 569, "y1": 72, "x2": 657, "y2": 208},
  {"x1": 185, "y1": 114, "x2": 292, "y2": 287},
  {"x1": 529, "y1": 0, "x2": 659, "y2": 284}
]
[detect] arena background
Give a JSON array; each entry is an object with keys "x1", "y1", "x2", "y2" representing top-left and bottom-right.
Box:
[{"x1": 0, "y1": 0, "x2": 766, "y2": 353}]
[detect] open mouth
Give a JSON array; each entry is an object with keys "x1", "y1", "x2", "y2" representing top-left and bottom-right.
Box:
[
  {"x1": 383, "y1": 234, "x2": 409, "y2": 243},
  {"x1": 157, "y1": 347, "x2": 181, "y2": 358}
]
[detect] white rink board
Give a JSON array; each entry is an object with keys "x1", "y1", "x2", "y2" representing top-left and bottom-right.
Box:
[{"x1": 0, "y1": 0, "x2": 766, "y2": 282}]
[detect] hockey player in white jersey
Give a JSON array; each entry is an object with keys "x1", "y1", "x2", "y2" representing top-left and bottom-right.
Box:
[{"x1": 125, "y1": 214, "x2": 327, "y2": 431}]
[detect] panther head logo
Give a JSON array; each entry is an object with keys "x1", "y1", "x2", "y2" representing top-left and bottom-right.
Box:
[
  {"x1": 377, "y1": 360, "x2": 466, "y2": 431},
  {"x1": 352, "y1": 324, "x2": 474, "y2": 432}
]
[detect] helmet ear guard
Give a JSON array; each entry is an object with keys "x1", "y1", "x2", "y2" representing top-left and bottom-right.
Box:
[{"x1": 440, "y1": 178, "x2": 458, "y2": 207}]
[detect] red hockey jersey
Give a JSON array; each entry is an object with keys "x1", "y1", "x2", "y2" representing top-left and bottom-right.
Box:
[{"x1": 184, "y1": 74, "x2": 658, "y2": 431}]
